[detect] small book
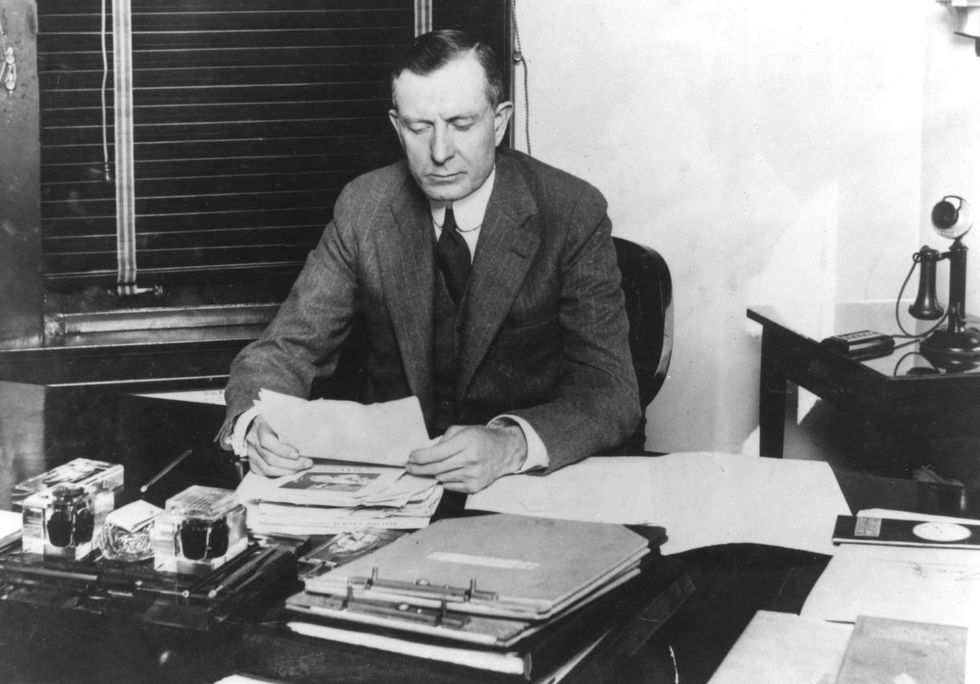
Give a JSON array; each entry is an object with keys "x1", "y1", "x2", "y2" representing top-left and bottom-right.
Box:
[{"x1": 835, "y1": 616, "x2": 966, "y2": 684}]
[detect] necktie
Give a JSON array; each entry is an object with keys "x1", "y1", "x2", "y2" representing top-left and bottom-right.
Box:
[{"x1": 435, "y1": 205, "x2": 471, "y2": 304}]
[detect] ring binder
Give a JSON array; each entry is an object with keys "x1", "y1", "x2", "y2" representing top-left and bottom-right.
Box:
[
  {"x1": 340, "y1": 577, "x2": 470, "y2": 629},
  {"x1": 347, "y1": 567, "x2": 501, "y2": 604}
]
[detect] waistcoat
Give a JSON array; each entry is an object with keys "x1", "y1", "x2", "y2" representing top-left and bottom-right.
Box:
[{"x1": 431, "y1": 271, "x2": 466, "y2": 434}]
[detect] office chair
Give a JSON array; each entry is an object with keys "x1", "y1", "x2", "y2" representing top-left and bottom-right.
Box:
[
  {"x1": 311, "y1": 237, "x2": 674, "y2": 453},
  {"x1": 610, "y1": 237, "x2": 673, "y2": 453}
]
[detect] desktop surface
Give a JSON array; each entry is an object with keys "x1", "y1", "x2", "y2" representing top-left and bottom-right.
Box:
[
  {"x1": 748, "y1": 302, "x2": 980, "y2": 483},
  {"x1": 0, "y1": 382, "x2": 687, "y2": 683},
  {"x1": 0, "y1": 380, "x2": 973, "y2": 683},
  {"x1": 749, "y1": 300, "x2": 980, "y2": 378}
]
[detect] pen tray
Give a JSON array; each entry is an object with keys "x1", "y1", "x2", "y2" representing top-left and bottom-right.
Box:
[{"x1": 0, "y1": 539, "x2": 298, "y2": 631}]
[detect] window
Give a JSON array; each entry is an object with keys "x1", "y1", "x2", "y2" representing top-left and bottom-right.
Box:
[
  {"x1": 0, "y1": 0, "x2": 509, "y2": 386},
  {"x1": 36, "y1": 0, "x2": 509, "y2": 311}
]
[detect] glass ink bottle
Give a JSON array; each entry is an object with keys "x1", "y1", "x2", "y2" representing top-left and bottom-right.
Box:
[{"x1": 152, "y1": 485, "x2": 247, "y2": 575}]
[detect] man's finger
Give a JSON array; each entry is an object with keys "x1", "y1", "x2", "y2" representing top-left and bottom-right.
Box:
[
  {"x1": 248, "y1": 454, "x2": 303, "y2": 478},
  {"x1": 408, "y1": 435, "x2": 464, "y2": 466},
  {"x1": 407, "y1": 451, "x2": 464, "y2": 476},
  {"x1": 250, "y1": 445, "x2": 311, "y2": 473},
  {"x1": 254, "y1": 422, "x2": 300, "y2": 459}
]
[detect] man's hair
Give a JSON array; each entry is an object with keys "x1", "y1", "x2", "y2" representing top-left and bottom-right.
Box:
[{"x1": 391, "y1": 29, "x2": 505, "y2": 108}]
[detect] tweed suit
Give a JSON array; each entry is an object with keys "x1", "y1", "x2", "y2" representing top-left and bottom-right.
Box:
[{"x1": 221, "y1": 148, "x2": 640, "y2": 473}]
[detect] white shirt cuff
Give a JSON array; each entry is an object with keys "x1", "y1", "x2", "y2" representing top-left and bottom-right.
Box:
[
  {"x1": 228, "y1": 405, "x2": 261, "y2": 458},
  {"x1": 489, "y1": 414, "x2": 549, "y2": 473}
]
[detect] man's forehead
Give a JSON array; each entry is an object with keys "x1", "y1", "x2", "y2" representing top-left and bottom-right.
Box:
[{"x1": 392, "y1": 54, "x2": 491, "y2": 112}]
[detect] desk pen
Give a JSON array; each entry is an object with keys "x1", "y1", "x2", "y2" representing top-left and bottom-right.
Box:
[{"x1": 140, "y1": 448, "x2": 193, "y2": 494}]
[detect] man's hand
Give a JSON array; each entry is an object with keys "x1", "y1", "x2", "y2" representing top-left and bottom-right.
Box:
[
  {"x1": 406, "y1": 424, "x2": 527, "y2": 493},
  {"x1": 245, "y1": 414, "x2": 313, "y2": 477}
]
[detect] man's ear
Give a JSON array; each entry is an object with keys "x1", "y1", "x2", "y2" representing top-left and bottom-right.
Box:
[
  {"x1": 388, "y1": 109, "x2": 406, "y2": 148},
  {"x1": 493, "y1": 101, "x2": 514, "y2": 146}
]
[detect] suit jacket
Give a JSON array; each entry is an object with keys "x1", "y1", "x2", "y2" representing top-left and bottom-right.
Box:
[{"x1": 221, "y1": 148, "x2": 640, "y2": 472}]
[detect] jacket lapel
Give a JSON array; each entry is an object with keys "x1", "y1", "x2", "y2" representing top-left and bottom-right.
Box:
[
  {"x1": 378, "y1": 180, "x2": 435, "y2": 404},
  {"x1": 457, "y1": 155, "x2": 540, "y2": 398}
]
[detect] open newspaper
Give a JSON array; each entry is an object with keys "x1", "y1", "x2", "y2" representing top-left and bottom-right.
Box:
[
  {"x1": 237, "y1": 465, "x2": 442, "y2": 535},
  {"x1": 235, "y1": 391, "x2": 442, "y2": 535}
]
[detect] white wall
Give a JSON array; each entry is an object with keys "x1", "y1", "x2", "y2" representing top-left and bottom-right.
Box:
[{"x1": 512, "y1": 0, "x2": 980, "y2": 453}]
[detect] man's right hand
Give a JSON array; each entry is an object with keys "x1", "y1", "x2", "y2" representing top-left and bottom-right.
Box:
[{"x1": 244, "y1": 414, "x2": 312, "y2": 477}]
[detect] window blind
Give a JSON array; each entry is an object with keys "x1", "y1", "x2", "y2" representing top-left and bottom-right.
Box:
[{"x1": 37, "y1": 0, "x2": 509, "y2": 298}]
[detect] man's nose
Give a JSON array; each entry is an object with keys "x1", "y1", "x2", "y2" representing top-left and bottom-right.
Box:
[{"x1": 430, "y1": 125, "x2": 455, "y2": 164}]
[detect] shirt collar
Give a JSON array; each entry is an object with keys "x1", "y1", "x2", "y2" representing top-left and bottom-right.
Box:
[{"x1": 429, "y1": 166, "x2": 496, "y2": 231}]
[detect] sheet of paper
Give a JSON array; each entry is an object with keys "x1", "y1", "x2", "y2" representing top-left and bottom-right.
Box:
[
  {"x1": 802, "y1": 543, "x2": 980, "y2": 628},
  {"x1": 707, "y1": 610, "x2": 852, "y2": 684},
  {"x1": 466, "y1": 452, "x2": 851, "y2": 555},
  {"x1": 803, "y1": 544, "x2": 980, "y2": 684},
  {"x1": 135, "y1": 388, "x2": 226, "y2": 405},
  {"x1": 256, "y1": 389, "x2": 433, "y2": 466},
  {"x1": 0, "y1": 509, "x2": 22, "y2": 545}
]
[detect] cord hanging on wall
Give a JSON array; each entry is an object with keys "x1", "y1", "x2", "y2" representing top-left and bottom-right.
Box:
[
  {"x1": 100, "y1": 0, "x2": 112, "y2": 182},
  {"x1": 937, "y1": 0, "x2": 980, "y2": 56},
  {"x1": 511, "y1": 0, "x2": 531, "y2": 155}
]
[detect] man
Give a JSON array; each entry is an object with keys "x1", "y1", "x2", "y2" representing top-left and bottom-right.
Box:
[{"x1": 219, "y1": 30, "x2": 640, "y2": 493}]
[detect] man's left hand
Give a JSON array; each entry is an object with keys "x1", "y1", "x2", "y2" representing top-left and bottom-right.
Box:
[{"x1": 406, "y1": 424, "x2": 527, "y2": 493}]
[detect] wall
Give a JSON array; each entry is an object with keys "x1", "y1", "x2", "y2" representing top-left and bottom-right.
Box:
[{"x1": 512, "y1": 1, "x2": 980, "y2": 453}]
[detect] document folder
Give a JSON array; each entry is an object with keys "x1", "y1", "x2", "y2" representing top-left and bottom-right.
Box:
[
  {"x1": 286, "y1": 554, "x2": 691, "y2": 681},
  {"x1": 302, "y1": 513, "x2": 652, "y2": 620}
]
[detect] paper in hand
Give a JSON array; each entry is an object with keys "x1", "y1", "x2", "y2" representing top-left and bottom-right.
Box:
[{"x1": 255, "y1": 389, "x2": 433, "y2": 466}]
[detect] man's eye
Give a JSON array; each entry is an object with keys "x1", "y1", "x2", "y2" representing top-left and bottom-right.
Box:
[
  {"x1": 453, "y1": 122, "x2": 474, "y2": 131},
  {"x1": 407, "y1": 123, "x2": 430, "y2": 134}
]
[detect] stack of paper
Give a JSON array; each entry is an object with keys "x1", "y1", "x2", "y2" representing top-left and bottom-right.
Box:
[{"x1": 236, "y1": 465, "x2": 442, "y2": 536}]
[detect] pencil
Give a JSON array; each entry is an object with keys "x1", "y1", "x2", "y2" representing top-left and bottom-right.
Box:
[{"x1": 140, "y1": 448, "x2": 193, "y2": 493}]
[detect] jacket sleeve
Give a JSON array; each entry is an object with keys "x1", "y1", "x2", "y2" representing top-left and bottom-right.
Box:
[{"x1": 217, "y1": 186, "x2": 363, "y2": 446}]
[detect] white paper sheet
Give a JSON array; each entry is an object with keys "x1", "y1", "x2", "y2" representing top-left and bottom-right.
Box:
[
  {"x1": 0, "y1": 509, "x2": 22, "y2": 546},
  {"x1": 466, "y1": 452, "x2": 851, "y2": 555},
  {"x1": 708, "y1": 611, "x2": 853, "y2": 684},
  {"x1": 256, "y1": 390, "x2": 432, "y2": 466},
  {"x1": 797, "y1": 509, "x2": 980, "y2": 684},
  {"x1": 801, "y1": 543, "x2": 980, "y2": 628}
]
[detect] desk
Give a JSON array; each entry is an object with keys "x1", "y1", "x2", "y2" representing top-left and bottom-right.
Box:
[
  {"x1": 748, "y1": 302, "x2": 980, "y2": 481},
  {"x1": 0, "y1": 381, "x2": 685, "y2": 683},
  {"x1": 0, "y1": 381, "x2": 972, "y2": 683}
]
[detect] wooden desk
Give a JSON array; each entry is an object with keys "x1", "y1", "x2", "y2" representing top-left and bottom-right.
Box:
[
  {"x1": 0, "y1": 382, "x2": 687, "y2": 683},
  {"x1": 0, "y1": 380, "x2": 972, "y2": 683},
  {"x1": 748, "y1": 302, "x2": 980, "y2": 480}
]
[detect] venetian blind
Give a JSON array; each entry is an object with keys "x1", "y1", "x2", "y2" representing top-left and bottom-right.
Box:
[{"x1": 37, "y1": 0, "x2": 508, "y2": 299}]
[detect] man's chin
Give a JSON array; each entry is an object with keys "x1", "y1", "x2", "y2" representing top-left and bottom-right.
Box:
[{"x1": 421, "y1": 185, "x2": 470, "y2": 202}]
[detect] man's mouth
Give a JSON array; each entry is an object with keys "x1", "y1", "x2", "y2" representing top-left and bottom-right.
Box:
[{"x1": 428, "y1": 172, "x2": 462, "y2": 182}]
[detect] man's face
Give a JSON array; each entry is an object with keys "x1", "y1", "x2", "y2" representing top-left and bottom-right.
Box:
[{"x1": 389, "y1": 54, "x2": 513, "y2": 202}]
